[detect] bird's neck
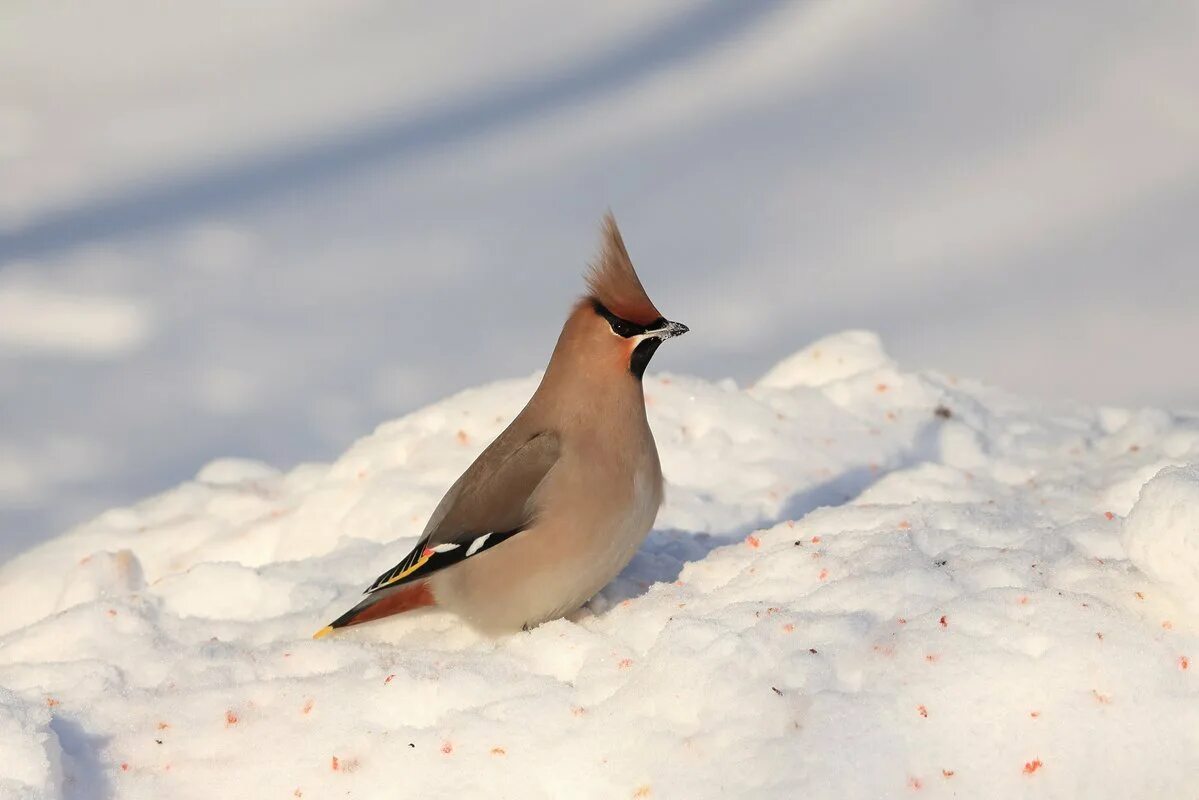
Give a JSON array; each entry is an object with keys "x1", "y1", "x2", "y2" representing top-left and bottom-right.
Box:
[
  {"x1": 532, "y1": 352, "x2": 648, "y2": 435},
  {"x1": 528, "y1": 305, "x2": 651, "y2": 433}
]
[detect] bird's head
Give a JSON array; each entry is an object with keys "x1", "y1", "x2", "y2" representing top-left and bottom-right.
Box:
[{"x1": 555, "y1": 213, "x2": 688, "y2": 382}]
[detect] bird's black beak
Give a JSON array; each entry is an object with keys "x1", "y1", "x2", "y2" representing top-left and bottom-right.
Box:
[{"x1": 647, "y1": 319, "x2": 689, "y2": 340}]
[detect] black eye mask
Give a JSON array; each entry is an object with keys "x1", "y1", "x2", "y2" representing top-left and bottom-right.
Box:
[{"x1": 592, "y1": 300, "x2": 665, "y2": 339}]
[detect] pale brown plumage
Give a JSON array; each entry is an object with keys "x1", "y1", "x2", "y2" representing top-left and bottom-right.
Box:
[{"x1": 316, "y1": 214, "x2": 687, "y2": 637}]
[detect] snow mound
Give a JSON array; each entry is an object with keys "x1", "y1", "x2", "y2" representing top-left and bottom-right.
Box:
[
  {"x1": 0, "y1": 688, "x2": 62, "y2": 800},
  {"x1": 1124, "y1": 464, "x2": 1199, "y2": 610},
  {"x1": 757, "y1": 330, "x2": 894, "y2": 389},
  {"x1": 2, "y1": 331, "x2": 1199, "y2": 798}
]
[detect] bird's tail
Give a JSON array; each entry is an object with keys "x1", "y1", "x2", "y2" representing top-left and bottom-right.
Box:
[{"x1": 313, "y1": 581, "x2": 435, "y2": 639}]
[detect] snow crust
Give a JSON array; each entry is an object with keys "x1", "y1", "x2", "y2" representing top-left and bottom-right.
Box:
[
  {"x1": 0, "y1": 689, "x2": 61, "y2": 800},
  {"x1": 1124, "y1": 465, "x2": 1199, "y2": 612},
  {"x1": 1, "y1": 332, "x2": 1198, "y2": 798}
]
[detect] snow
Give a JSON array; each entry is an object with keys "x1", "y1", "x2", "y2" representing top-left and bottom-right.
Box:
[
  {"x1": 0, "y1": 689, "x2": 61, "y2": 800},
  {"x1": 2, "y1": 332, "x2": 1197, "y2": 798},
  {"x1": 1124, "y1": 465, "x2": 1199, "y2": 612},
  {"x1": 757, "y1": 330, "x2": 892, "y2": 390}
]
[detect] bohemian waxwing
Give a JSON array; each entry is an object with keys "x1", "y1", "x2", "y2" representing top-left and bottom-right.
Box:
[{"x1": 315, "y1": 213, "x2": 688, "y2": 637}]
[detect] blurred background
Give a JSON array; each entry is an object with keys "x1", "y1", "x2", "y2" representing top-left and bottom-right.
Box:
[{"x1": 2, "y1": 0, "x2": 1197, "y2": 557}]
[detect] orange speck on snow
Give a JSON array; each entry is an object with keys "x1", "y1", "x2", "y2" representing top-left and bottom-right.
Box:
[
  {"x1": 294, "y1": 789, "x2": 303, "y2": 798},
  {"x1": 1135, "y1": 591, "x2": 1145, "y2": 600},
  {"x1": 1180, "y1": 656, "x2": 1190, "y2": 671},
  {"x1": 876, "y1": 383, "x2": 889, "y2": 393},
  {"x1": 1023, "y1": 759, "x2": 1043, "y2": 775},
  {"x1": 1030, "y1": 711, "x2": 1040, "y2": 719},
  {"x1": 491, "y1": 747, "x2": 507, "y2": 756},
  {"x1": 157, "y1": 722, "x2": 170, "y2": 730},
  {"x1": 917, "y1": 705, "x2": 928, "y2": 718},
  {"x1": 1092, "y1": 690, "x2": 1111, "y2": 704},
  {"x1": 925, "y1": 653, "x2": 939, "y2": 663},
  {"x1": 633, "y1": 786, "x2": 653, "y2": 798},
  {"x1": 1104, "y1": 511, "x2": 1115, "y2": 520},
  {"x1": 1017, "y1": 596, "x2": 1029, "y2": 605},
  {"x1": 106, "y1": 609, "x2": 117, "y2": 617},
  {"x1": 572, "y1": 706, "x2": 587, "y2": 717},
  {"x1": 897, "y1": 617, "x2": 907, "y2": 625},
  {"x1": 908, "y1": 776, "x2": 923, "y2": 790},
  {"x1": 440, "y1": 742, "x2": 454, "y2": 755},
  {"x1": 941, "y1": 769, "x2": 955, "y2": 778},
  {"x1": 225, "y1": 710, "x2": 238, "y2": 726},
  {"x1": 120, "y1": 763, "x2": 130, "y2": 773},
  {"x1": 302, "y1": 699, "x2": 314, "y2": 715},
  {"x1": 746, "y1": 535, "x2": 761, "y2": 548},
  {"x1": 1096, "y1": 632, "x2": 1104, "y2": 641},
  {"x1": 621, "y1": 599, "x2": 632, "y2": 607},
  {"x1": 456, "y1": 430, "x2": 470, "y2": 445},
  {"x1": 818, "y1": 568, "x2": 829, "y2": 581},
  {"x1": 618, "y1": 658, "x2": 634, "y2": 669},
  {"x1": 898, "y1": 520, "x2": 911, "y2": 530},
  {"x1": 1162, "y1": 620, "x2": 1174, "y2": 630},
  {"x1": 46, "y1": 697, "x2": 60, "y2": 708},
  {"x1": 811, "y1": 535, "x2": 822, "y2": 544},
  {"x1": 939, "y1": 615, "x2": 948, "y2": 628},
  {"x1": 782, "y1": 623, "x2": 795, "y2": 633},
  {"x1": 331, "y1": 756, "x2": 340, "y2": 771}
]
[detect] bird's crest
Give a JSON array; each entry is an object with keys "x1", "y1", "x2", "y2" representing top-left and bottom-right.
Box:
[{"x1": 584, "y1": 213, "x2": 662, "y2": 325}]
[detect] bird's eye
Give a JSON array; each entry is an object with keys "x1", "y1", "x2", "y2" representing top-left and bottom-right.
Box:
[{"x1": 609, "y1": 319, "x2": 636, "y2": 338}]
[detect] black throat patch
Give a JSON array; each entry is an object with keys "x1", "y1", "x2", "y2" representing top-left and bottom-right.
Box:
[{"x1": 629, "y1": 337, "x2": 663, "y2": 380}]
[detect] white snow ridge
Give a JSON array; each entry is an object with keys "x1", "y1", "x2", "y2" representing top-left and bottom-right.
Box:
[{"x1": 1, "y1": 332, "x2": 1198, "y2": 799}]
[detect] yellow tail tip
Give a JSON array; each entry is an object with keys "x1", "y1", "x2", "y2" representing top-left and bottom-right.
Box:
[{"x1": 312, "y1": 625, "x2": 335, "y2": 640}]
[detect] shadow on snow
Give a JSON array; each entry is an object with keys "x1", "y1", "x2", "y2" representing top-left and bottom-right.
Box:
[{"x1": 595, "y1": 417, "x2": 946, "y2": 609}]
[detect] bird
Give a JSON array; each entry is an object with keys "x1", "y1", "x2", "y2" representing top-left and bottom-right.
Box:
[{"x1": 314, "y1": 213, "x2": 688, "y2": 638}]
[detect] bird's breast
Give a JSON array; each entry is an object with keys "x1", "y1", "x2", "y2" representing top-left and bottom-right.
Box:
[
  {"x1": 567, "y1": 447, "x2": 662, "y2": 582},
  {"x1": 433, "y1": 432, "x2": 663, "y2": 634}
]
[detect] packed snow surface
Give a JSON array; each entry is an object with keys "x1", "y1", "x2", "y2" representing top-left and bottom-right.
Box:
[{"x1": 2, "y1": 332, "x2": 1198, "y2": 799}]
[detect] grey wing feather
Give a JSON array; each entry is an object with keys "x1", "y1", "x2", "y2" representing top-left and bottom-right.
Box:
[{"x1": 364, "y1": 430, "x2": 560, "y2": 593}]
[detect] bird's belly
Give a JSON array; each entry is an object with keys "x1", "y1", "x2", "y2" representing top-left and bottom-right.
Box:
[{"x1": 432, "y1": 461, "x2": 662, "y2": 634}]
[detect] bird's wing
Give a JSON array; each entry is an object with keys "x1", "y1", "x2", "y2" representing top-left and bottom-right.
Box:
[{"x1": 363, "y1": 430, "x2": 561, "y2": 594}]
